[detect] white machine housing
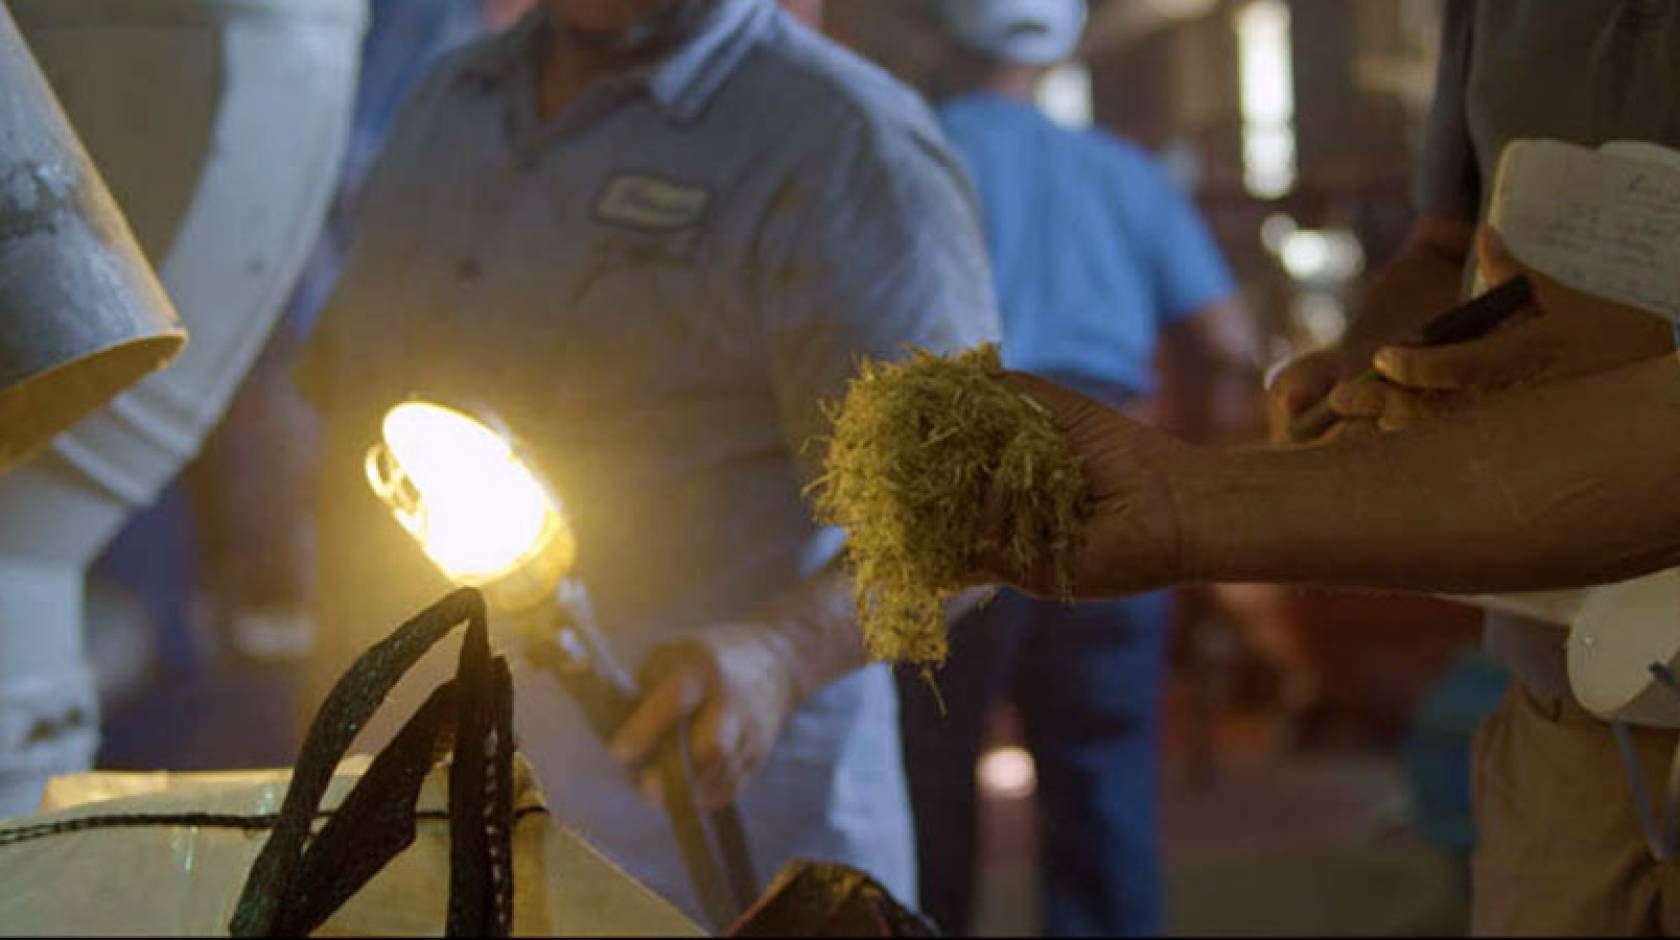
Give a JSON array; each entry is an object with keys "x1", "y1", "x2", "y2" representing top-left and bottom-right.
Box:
[{"x1": 0, "y1": 0, "x2": 366, "y2": 816}]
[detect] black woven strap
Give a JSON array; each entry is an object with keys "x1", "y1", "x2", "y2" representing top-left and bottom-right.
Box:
[
  {"x1": 0, "y1": 808, "x2": 547, "y2": 849},
  {"x1": 269, "y1": 678, "x2": 459, "y2": 935},
  {"x1": 229, "y1": 588, "x2": 515, "y2": 937}
]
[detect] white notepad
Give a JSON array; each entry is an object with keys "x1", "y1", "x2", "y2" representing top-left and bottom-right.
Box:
[
  {"x1": 1452, "y1": 139, "x2": 1680, "y2": 725},
  {"x1": 1471, "y1": 138, "x2": 1680, "y2": 320}
]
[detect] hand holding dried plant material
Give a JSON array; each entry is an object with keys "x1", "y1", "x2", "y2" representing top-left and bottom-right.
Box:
[
  {"x1": 810, "y1": 344, "x2": 1090, "y2": 667},
  {"x1": 974, "y1": 373, "x2": 1192, "y2": 597}
]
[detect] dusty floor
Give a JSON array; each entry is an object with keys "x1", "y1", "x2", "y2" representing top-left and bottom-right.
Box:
[{"x1": 969, "y1": 748, "x2": 1469, "y2": 936}]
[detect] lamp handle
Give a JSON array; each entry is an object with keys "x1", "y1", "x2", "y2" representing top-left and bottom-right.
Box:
[{"x1": 523, "y1": 598, "x2": 757, "y2": 931}]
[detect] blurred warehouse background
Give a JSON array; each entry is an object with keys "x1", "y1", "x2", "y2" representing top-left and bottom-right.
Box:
[{"x1": 82, "y1": 1, "x2": 1491, "y2": 934}]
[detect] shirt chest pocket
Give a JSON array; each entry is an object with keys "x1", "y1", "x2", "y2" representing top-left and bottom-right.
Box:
[
  {"x1": 456, "y1": 173, "x2": 742, "y2": 403},
  {"x1": 567, "y1": 173, "x2": 718, "y2": 305},
  {"x1": 549, "y1": 223, "x2": 735, "y2": 402},
  {"x1": 565, "y1": 225, "x2": 705, "y2": 310}
]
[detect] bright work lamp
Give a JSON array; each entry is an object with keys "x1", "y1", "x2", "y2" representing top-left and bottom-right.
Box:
[
  {"x1": 365, "y1": 401, "x2": 576, "y2": 613},
  {"x1": 364, "y1": 399, "x2": 757, "y2": 931}
]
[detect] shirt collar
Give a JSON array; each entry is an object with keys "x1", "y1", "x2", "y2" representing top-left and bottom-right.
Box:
[
  {"x1": 460, "y1": 0, "x2": 774, "y2": 127},
  {"x1": 643, "y1": 0, "x2": 773, "y2": 124}
]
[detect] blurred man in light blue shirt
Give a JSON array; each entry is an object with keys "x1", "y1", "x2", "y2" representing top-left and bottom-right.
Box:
[
  {"x1": 900, "y1": 1, "x2": 1257, "y2": 935},
  {"x1": 303, "y1": 0, "x2": 999, "y2": 927},
  {"x1": 938, "y1": 93, "x2": 1240, "y2": 407}
]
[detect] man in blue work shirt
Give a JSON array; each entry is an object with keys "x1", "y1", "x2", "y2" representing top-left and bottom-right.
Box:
[
  {"x1": 899, "y1": 1, "x2": 1257, "y2": 935},
  {"x1": 301, "y1": 0, "x2": 1000, "y2": 927}
]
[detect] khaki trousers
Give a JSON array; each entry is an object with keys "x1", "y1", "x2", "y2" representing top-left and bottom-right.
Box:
[{"x1": 1472, "y1": 682, "x2": 1680, "y2": 935}]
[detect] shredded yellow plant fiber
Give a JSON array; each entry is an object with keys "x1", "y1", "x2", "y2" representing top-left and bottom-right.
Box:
[{"x1": 810, "y1": 344, "x2": 1089, "y2": 667}]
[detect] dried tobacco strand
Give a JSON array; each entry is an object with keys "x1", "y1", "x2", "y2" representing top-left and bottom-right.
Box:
[{"x1": 809, "y1": 344, "x2": 1089, "y2": 667}]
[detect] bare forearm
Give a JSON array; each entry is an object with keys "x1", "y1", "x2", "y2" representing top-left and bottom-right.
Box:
[{"x1": 1172, "y1": 354, "x2": 1680, "y2": 592}]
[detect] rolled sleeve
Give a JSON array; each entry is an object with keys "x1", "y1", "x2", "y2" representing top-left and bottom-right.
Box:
[{"x1": 754, "y1": 114, "x2": 1003, "y2": 485}]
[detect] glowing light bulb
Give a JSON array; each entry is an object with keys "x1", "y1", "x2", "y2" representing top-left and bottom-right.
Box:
[{"x1": 366, "y1": 401, "x2": 574, "y2": 608}]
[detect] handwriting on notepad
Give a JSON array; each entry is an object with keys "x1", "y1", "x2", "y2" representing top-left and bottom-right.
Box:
[{"x1": 1489, "y1": 139, "x2": 1680, "y2": 322}]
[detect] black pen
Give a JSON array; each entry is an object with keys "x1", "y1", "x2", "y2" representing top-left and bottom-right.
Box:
[{"x1": 1287, "y1": 274, "x2": 1535, "y2": 442}]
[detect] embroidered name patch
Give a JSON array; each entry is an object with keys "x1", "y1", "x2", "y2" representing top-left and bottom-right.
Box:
[{"x1": 593, "y1": 175, "x2": 710, "y2": 230}]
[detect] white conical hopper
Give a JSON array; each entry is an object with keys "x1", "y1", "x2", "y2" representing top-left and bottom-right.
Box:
[
  {"x1": 0, "y1": 0, "x2": 366, "y2": 816},
  {"x1": 0, "y1": 4, "x2": 186, "y2": 475}
]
